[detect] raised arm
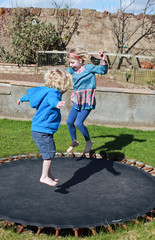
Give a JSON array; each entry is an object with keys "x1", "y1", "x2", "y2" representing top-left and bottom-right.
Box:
[
  {"x1": 87, "y1": 53, "x2": 108, "y2": 75},
  {"x1": 99, "y1": 51, "x2": 107, "y2": 66}
]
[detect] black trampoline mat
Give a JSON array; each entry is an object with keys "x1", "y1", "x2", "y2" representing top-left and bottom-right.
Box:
[{"x1": 0, "y1": 157, "x2": 154, "y2": 229}]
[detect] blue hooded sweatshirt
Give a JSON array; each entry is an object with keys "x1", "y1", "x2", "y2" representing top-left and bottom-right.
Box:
[{"x1": 20, "y1": 86, "x2": 62, "y2": 134}]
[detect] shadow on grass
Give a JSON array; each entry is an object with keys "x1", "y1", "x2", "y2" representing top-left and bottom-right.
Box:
[{"x1": 91, "y1": 134, "x2": 146, "y2": 159}]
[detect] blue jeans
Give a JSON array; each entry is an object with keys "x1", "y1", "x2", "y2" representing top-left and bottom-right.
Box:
[{"x1": 66, "y1": 104, "x2": 91, "y2": 141}]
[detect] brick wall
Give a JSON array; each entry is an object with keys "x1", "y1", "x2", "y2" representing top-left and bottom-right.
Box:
[{"x1": 0, "y1": 63, "x2": 36, "y2": 74}]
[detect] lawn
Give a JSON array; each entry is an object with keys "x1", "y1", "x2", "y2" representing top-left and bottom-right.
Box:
[
  {"x1": 0, "y1": 119, "x2": 155, "y2": 167},
  {"x1": 0, "y1": 118, "x2": 154, "y2": 239}
]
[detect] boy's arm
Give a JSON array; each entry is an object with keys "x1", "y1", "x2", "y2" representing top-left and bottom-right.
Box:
[
  {"x1": 49, "y1": 98, "x2": 66, "y2": 109},
  {"x1": 17, "y1": 94, "x2": 29, "y2": 105},
  {"x1": 48, "y1": 97, "x2": 65, "y2": 109},
  {"x1": 48, "y1": 91, "x2": 63, "y2": 109},
  {"x1": 56, "y1": 101, "x2": 66, "y2": 109}
]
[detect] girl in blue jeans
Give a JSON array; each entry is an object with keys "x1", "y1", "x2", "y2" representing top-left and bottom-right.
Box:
[{"x1": 66, "y1": 47, "x2": 108, "y2": 154}]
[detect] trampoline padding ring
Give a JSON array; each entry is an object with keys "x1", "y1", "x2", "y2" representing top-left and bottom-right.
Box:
[{"x1": 0, "y1": 156, "x2": 154, "y2": 229}]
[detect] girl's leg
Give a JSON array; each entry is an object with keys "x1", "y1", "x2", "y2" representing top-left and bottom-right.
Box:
[
  {"x1": 75, "y1": 109, "x2": 93, "y2": 153},
  {"x1": 75, "y1": 108, "x2": 91, "y2": 141},
  {"x1": 66, "y1": 105, "x2": 79, "y2": 140},
  {"x1": 40, "y1": 159, "x2": 58, "y2": 186},
  {"x1": 66, "y1": 105, "x2": 79, "y2": 152}
]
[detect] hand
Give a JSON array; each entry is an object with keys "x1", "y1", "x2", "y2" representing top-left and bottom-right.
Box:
[
  {"x1": 99, "y1": 51, "x2": 106, "y2": 61},
  {"x1": 57, "y1": 101, "x2": 66, "y2": 109},
  {"x1": 17, "y1": 99, "x2": 21, "y2": 105}
]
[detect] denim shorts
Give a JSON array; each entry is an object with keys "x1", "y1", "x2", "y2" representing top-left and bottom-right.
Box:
[{"x1": 31, "y1": 131, "x2": 56, "y2": 160}]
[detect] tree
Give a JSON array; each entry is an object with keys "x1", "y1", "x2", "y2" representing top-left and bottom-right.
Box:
[
  {"x1": 8, "y1": 8, "x2": 62, "y2": 64},
  {"x1": 104, "y1": 0, "x2": 155, "y2": 69},
  {"x1": 51, "y1": 0, "x2": 80, "y2": 50},
  {"x1": 7, "y1": 3, "x2": 80, "y2": 65}
]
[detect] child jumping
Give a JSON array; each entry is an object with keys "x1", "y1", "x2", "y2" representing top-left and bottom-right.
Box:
[
  {"x1": 18, "y1": 68, "x2": 72, "y2": 187},
  {"x1": 66, "y1": 47, "x2": 108, "y2": 154}
]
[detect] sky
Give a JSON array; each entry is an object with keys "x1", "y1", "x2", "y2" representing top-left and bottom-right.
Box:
[{"x1": 0, "y1": 0, "x2": 154, "y2": 14}]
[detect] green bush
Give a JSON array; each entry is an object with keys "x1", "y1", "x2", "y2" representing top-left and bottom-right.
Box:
[
  {"x1": 5, "y1": 7, "x2": 79, "y2": 65},
  {"x1": 0, "y1": 46, "x2": 15, "y2": 63},
  {"x1": 8, "y1": 8, "x2": 61, "y2": 64}
]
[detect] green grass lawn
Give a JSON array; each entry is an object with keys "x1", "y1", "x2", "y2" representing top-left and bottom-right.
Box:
[
  {"x1": 0, "y1": 118, "x2": 154, "y2": 239},
  {"x1": 0, "y1": 119, "x2": 155, "y2": 167}
]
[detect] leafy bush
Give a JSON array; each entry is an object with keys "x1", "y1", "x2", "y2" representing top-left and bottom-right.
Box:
[
  {"x1": 0, "y1": 46, "x2": 15, "y2": 63},
  {"x1": 4, "y1": 7, "x2": 80, "y2": 65},
  {"x1": 8, "y1": 8, "x2": 62, "y2": 65}
]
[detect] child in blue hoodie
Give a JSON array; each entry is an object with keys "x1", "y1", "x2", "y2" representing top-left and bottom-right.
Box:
[{"x1": 18, "y1": 68, "x2": 72, "y2": 186}]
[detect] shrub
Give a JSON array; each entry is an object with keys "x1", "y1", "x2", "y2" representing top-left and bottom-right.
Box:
[{"x1": 8, "y1": 8, "x2": 62, "y2": 64}]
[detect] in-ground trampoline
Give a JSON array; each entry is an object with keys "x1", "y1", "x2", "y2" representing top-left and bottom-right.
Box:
[{"x1": 0, "y1": 155, "x2": 154, "y2": 236}]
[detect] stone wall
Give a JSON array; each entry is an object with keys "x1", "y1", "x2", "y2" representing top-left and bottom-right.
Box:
[
  {"x1": 0, "y1": 62, "x2": 36, "y2": 74},
  {"x1": 0, "y1": 7, "x2": 154, "y2": 53},
  {"x1": 1, "y1": 81, "x2": 155, "y2": 128}
]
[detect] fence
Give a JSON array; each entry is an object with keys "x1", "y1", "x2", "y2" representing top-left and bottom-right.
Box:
[{"x1": 36, "y1": 51, "x2": 155, "y2": 87}]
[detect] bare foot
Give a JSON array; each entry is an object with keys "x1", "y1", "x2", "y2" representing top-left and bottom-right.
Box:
[
  {"x1": 67, "y1": 140, "x2": 79, "y2": 153},
  {"x1": 40, "y1": 177, "x2": 58, "y2": 186},
  {"x1": 49, "y1": 174, "x2": 59, "y2": 182},
  {"x1": 83, "y1": 140, "x2": 93, "y2": 153}
]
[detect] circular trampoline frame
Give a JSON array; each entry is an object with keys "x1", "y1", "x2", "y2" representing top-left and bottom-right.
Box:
[{"x1": 0, "y1": 152, "x2": 154, "y2": 237}]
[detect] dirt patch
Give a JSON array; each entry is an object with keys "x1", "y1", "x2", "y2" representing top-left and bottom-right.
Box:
[
  {"x1": 0, "y1": 73, "x2": 43, "y2": 83},
  {"x1": 0, "y1": 73, "x2": 124, "y2": 88}
]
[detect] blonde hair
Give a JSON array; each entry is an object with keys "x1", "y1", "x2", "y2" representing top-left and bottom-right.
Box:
[
  {"x1": 44, "y1": 68, "x2": 73, "y2": 93},
  {"x1": 67, "y1": 46, "x2": 88, "y2": 62}
]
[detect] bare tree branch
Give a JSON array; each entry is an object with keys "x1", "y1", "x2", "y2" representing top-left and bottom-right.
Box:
[
  {"x1": 104, "y1": 0, "x2": 155, "y2": 68},
  {"x1": 50, "y1": 0, "x2": 80, "y2": 50}
]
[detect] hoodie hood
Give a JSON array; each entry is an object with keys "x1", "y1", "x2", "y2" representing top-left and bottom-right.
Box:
[{"x1": 26, "y1": 86, "x2": 61, "y2": 109}]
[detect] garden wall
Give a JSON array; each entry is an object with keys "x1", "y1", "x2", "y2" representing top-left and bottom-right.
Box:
[
  {"x1": 0, "y1": 81, "x2": 155, "y2": 128},
  {"x1": 0, "y1": 7, "x2": 154, "y2": 54},
  {"x1": 0, "y1": 63, "x2": 36, "y2": 74}
]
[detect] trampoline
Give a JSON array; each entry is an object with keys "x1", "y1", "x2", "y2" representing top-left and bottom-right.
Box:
[{"x1": 0, "y1": 155, "x2": 154, "y2": 235}]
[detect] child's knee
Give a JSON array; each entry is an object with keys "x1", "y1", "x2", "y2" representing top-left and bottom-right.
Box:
[
  {"x1": 66, "y1": 119, "x2": 73, "y2": 127},
  {"x1": 75, "y1": 120, "x2": 83, "y2": 129}
]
